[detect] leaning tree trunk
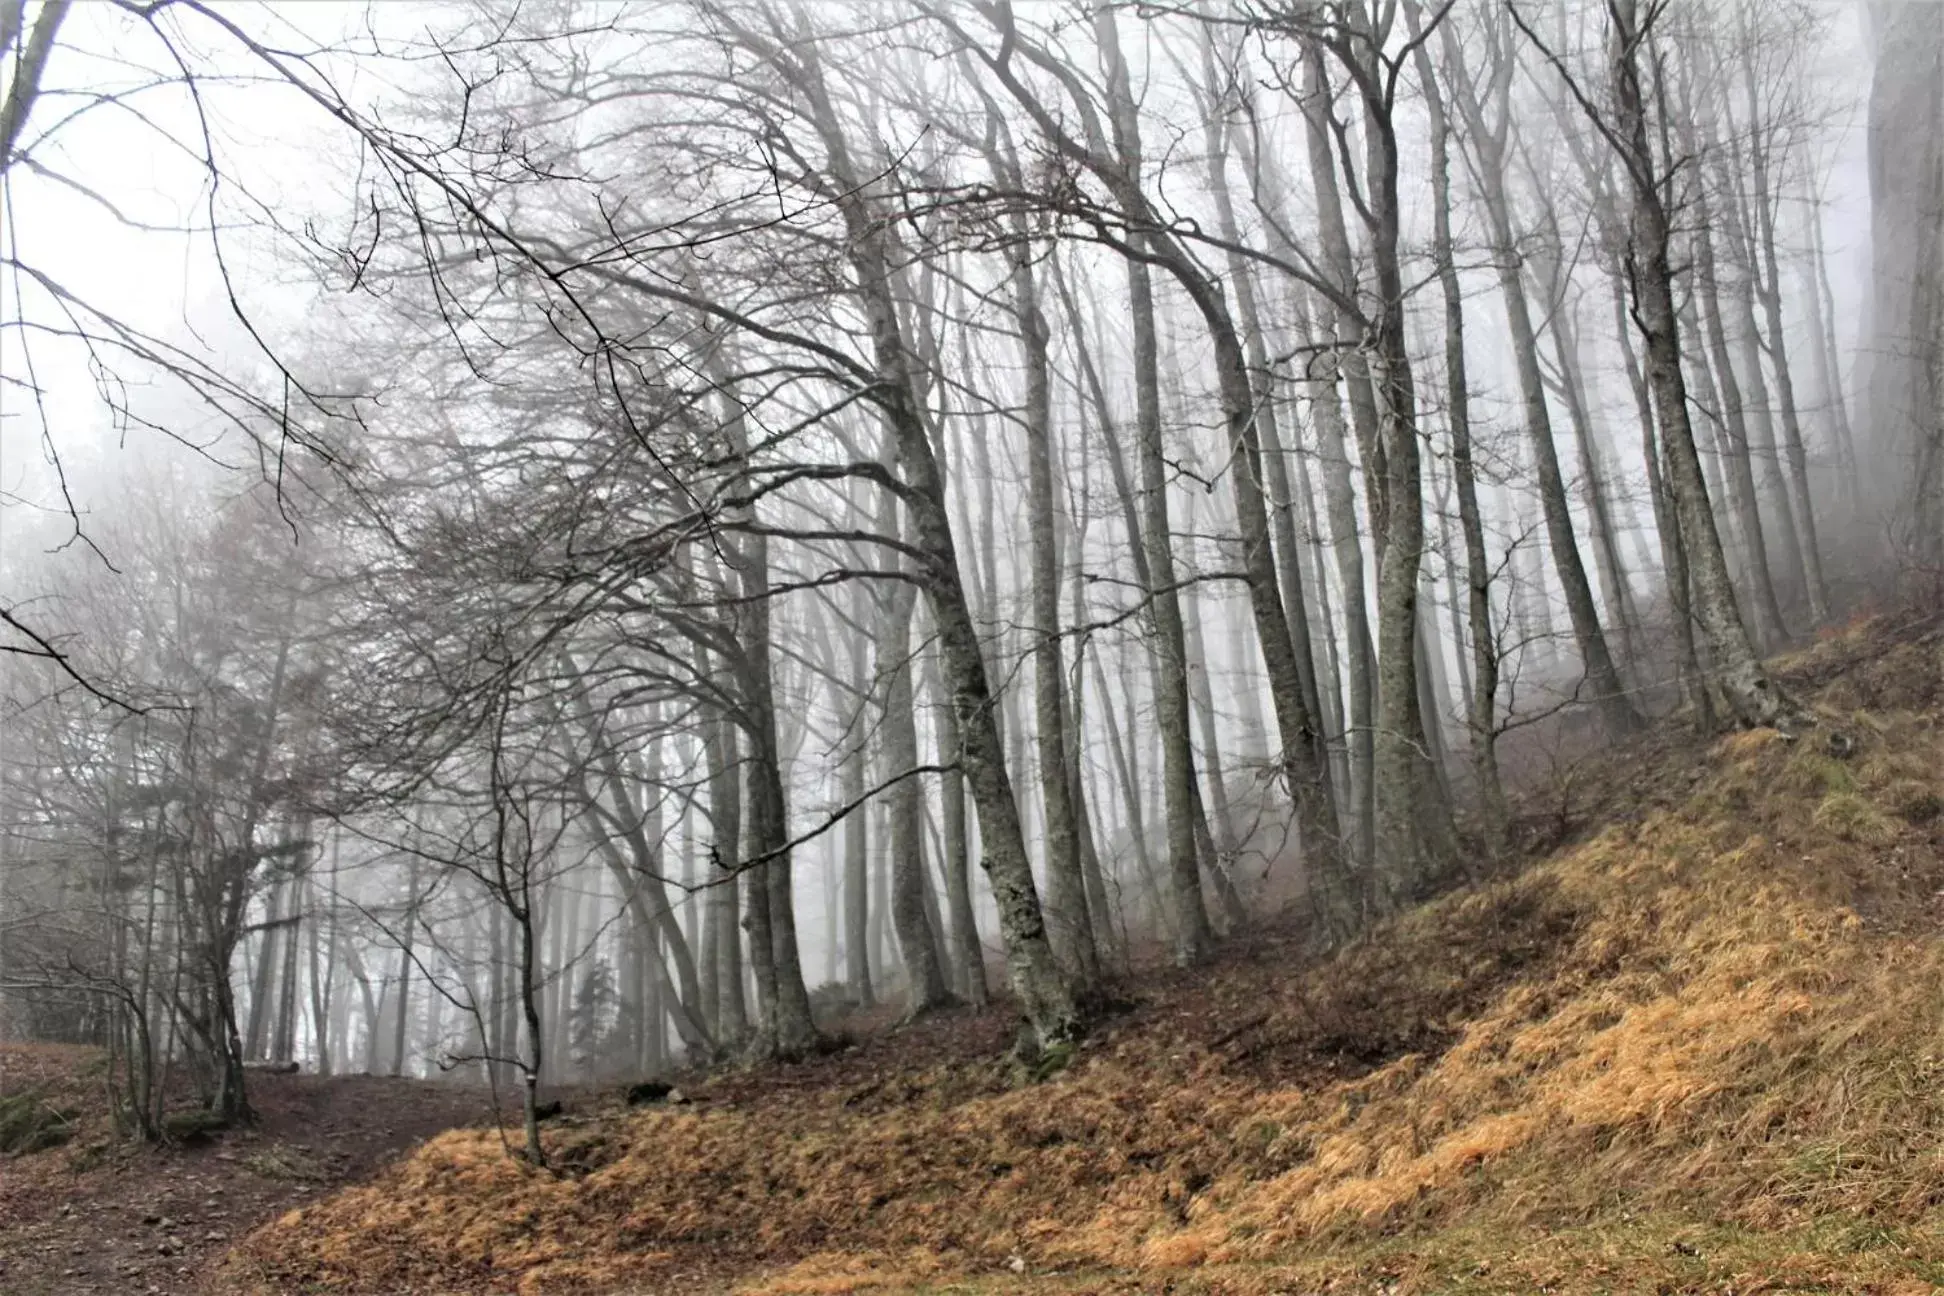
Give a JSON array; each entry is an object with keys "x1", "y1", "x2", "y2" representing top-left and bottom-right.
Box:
[
  {"x1": 1603, "y1": 0, "x2": 1806, "y2": 730},
  {"x1": 1089, "y1": 11, "x2": 1350, "y2": 940},
  {"x1": 785, "y1": 39, "x2": 1079, "y2": 1045},
  {"x1": 1447, "y1": 55, "x2": 1638, "y2": 736},
  {"x1": 1196, "y1": 36, "x2": 1334, "y2": 791},
  {"x1": 1613, "y1": 273, "x2": 1713, "y2": 729}
]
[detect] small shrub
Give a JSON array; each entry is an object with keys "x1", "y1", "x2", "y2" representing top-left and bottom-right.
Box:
[
  {"x1": 1780, "y1": 750, "x2": 1856, "y2": 797},
  {"x1": 1012, "y1": 1039, "x2": 1076, "y2": 1086},
  {"x1": 67, "y1": 1139, "x2": 112, "y2": 1172},
  {"x1": 163, "y1": 1108, "x2": 228, "y2": 1143},
  {"x1": 625, "y1": 1080, "x2": 673, "y2": 1106},
  {"x1": 1860, "y1": 748, "x2": 1928, "y2": 788},
  {"x1": 0, "y1": 1090, "x2": 75, "y2": 1155},
  {"x1": 1883, "y1": 779, "x2": 1943, "y2": 824},
  {"x1": 245, "y1": 1144, "x2": 327, "y2": 1181},
  {"x1": 1813, "y1": 793, "x2": 1900, "y2": 846}
]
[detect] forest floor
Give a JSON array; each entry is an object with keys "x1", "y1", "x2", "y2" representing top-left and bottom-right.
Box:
[
  {"x1": 0, "y1": 1055, "x2": 493, "y2": 1296},
  {"x1": 12, "y1": 609, "x2": 1944, "y2": 1295}
]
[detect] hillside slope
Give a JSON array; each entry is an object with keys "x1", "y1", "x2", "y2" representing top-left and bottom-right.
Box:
[
  {"x1": 222, "y1": 615, "x2": 1944, "y2": 1295},
  {"x1": 0, "y1": 1057, "x2": 489, "y2": 1296}
]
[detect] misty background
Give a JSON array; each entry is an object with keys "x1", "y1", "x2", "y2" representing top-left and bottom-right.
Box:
[{"x1": 0, "y1": 0, "x2": 1937, "y2": 1146}]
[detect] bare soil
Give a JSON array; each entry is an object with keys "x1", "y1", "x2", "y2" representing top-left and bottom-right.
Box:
[{"x1": 0, "y1": 1057, "x2": 493, "y2": 1296}]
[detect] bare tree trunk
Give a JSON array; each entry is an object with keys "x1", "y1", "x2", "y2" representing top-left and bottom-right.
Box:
[
  {"x1": 244, "y1": 883, "x2": 282, "y2": 1062},
  {"x1": 702, "y1": 354, "x2": 818, "y2": 1057},
  {"x1": 1411, "y1": 2, "x2": 1508, "y2": 843},
  {"x1": 702, "y1": 706, "x2": 745, "y2": 1043},
  {"x1": 1614, "y1": 273, "x2": 1713, "y2": 728},
  {"x1": 1094, "y1": 648, "x2": 1169, "y2": 948},
  {"x1": 923, "y1": 630, "x2": 986, "y2": 1007},
  {"x1": 1295, "y1": 55, "x2": 1377, "y2": 867},
  {"x1": 1289, "y1": 354, "x2": 1351, "y2": 815},
  {"x1": 1319, "y1": 9, "x2": 1458, "y2": 905},
  {"x1": 1062, "y1": 635, "x2": 1117, "y2": 967},
  {"x1": 0, "y1": 2, "x2": 71, "y2": 171},
  {"x1": 1090, "y1": 37, "x2": 1352, "y2": 939},
  {"x1": 999, "y1": 154, "x2": 1098, "y2": 984},
  {"x1": 642, "y1": 920, "x2": 667, "y2": 1075},
  {"x1": 483, "y1": 906, "x2": 507, "y2": 1088},
  {"x1": 1736, "y1": 70, "x2": 1830, "y2": 620},
  {"x1": 1804, "y1": 191, "x2": 1863, "y2": 528},
  {"x1": 1687, "y1": 173, "x2": 1790, "y2": 646},
  {"x1": 515, "y1": 895, "x2": 544, "y2": 1166},
  {"x1": 1120, "y1": 237, "x2": 1209, "y2": 966},
  {"x1": 986, "y1": 5, "x2": 1352, "y2": 948},
  {"x1": 274, "y1": 862, "x2": 303, "y2": 1063},
  {"x1": 1444, "y1": 26, "x2": 1638, "y2": 736},
  {"x1": 1196, "y1": 33, "x2": 1335, "y2": 809},
  {"x1": 1551, "y1": 299, "x2": 1643, "y2": 662},
  {"x1": 722, "y1": 559, "x2": 819, "y2": 1056},
  {"x1": 874, "y1": 570, "x2": 953, "y2": 1017},
  {"x1": 416, "y1": 944, "x2": 442, "y2": 1077},
  {"x1": 308, "y1": 832, "x2": 338, "y2": 1076},
  {"x1": 561, "y1": 668, "x2": 713, "y2": 1054},
  {"x1": 540, "y1": 867, "x2": 568, "y2": 1084},
  {"x1": 1590, "y1": 0, "x2": 1806, "y2": 729},
  {"x1": 1415, "y1": 575, "x2": 1456, "y2": 808},
  {"x1": 1718, "y1": 170, "x2": 1811, "y2": 614},
  {"x1": 1049, "y1": 248, "x2": 1186, "y2": 954},
  {"x1": 1435, "y1": 482, "x2": 1475, "y2": 726},
  {"x1": 1178, "y1": 512, "x2": 1249, "y2": 930},
  {"x1": 758, "y1": 26, "x2": 1076, "y2": 1044},
  {"x1": 842, "y1": 619, "x2": 875, "y2": 1010}
]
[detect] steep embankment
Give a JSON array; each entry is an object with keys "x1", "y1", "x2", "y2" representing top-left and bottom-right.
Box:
[{"x1": 224, "y1": 616, "x2": 1944, "y2": 1295}]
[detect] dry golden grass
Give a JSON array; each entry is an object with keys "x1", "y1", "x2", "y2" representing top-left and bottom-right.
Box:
[{"x1": 220, "y1": 616, "x2": 1944, "y2": 1295}]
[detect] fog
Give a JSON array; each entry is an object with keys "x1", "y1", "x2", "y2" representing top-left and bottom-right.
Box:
[{"x1": 0, "y1": 0, "x2": 1936, "y2": 1144}]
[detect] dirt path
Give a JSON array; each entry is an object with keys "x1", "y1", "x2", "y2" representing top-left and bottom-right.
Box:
[{"x1": 0, "y1": 1055, "x2": 494, "y2": 1296}]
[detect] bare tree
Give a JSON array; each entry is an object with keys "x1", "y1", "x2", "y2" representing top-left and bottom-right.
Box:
[{"x1": 1514, "y1": 0, "x2": 1805, "y2": 728}]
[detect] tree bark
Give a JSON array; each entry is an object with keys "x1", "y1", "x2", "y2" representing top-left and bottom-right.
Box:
[
  {"x1": 772, "y1": 27, "x2": 1079, "y2": 1045},
  {"x1": 1294, "y1": 52, "x2": 1377, "y2": 866},
  {"x1": 1613, "y1": 272, "x2": 1713, "y2": 728},
  {"x1": 1443, "y1": 25, "x2": 1639, "y2": 735},
  {"x1": 1735, "y1": 68, "x2": 1830, "y2": 619},
  {"x1": 1686, "y1": 163, "x2": 1790, "y2": 646},
  {"x1": 1315, "y1": 7, "x2": 1458, "y2": 905},
  {"x1": 923, "y1": 626, "x2": 987, "y2": 1006},
  {"x1": 1598, "y1": 0, "x2": 1806, "y2": 729},
  {"x1": 873, "y1": 567, "x2": 954, "y2": 1016},
  {"x1": 1411, "y1": 2, "x2": 1508, "y2": 842},
  {"x1": 702, "y1": 704, "x2": 745, "y2": 1043},
  {"x1": 997, "y1": 145, "x2": 1099, "y2": 985}
]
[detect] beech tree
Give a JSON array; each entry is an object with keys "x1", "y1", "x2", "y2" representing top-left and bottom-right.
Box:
[{"x1": 8, "y1": 0, "x2": 1923, "y2": 1147}]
